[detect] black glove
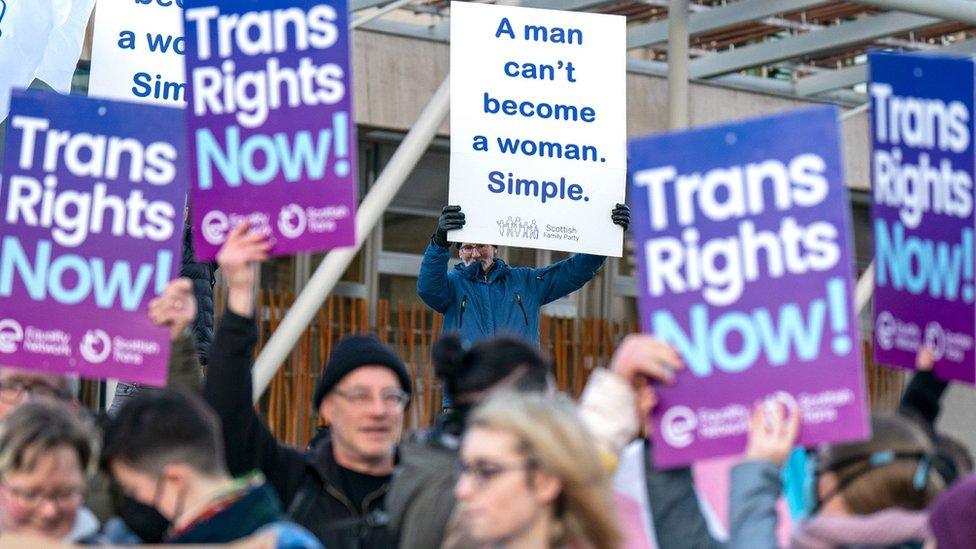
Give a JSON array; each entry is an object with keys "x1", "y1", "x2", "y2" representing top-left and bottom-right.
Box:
[
  {"x1": 612, "y1": 203, "x2": 630, "y2": 232},
  {"x1": 433, "y1": 205, "x2": 465, "y2": 248}
]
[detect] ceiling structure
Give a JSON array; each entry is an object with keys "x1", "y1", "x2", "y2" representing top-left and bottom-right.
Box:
[{"x1": 349, "y1": 0, "x2": 976, "y2": 106}]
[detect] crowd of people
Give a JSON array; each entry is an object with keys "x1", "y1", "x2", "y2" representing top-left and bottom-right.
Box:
[{"x1": 0, "y1": 206, "x2": 974, "y2": 548}]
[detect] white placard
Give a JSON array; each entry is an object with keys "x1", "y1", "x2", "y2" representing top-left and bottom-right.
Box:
[
  {"x1": 449, "y1": 1, "x2": 626, "y2": 257},
  {"x1": 0, "y1": 0, "x2": 94, "y2": 122},
  {"x1": 88, "y1": 0, "x2": 185, "y2": 106}
]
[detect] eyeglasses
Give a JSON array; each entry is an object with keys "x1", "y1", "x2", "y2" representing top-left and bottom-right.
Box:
[
  {"x1": 332, "y1": 388, "x2": 409, "y2": 409},
  {"x1": 456, "y1": 459, "x2": 537, "y2": 489},
  {"x1": 0, "y1": 381, "x2": 68, "y2": 404},
  {"x1": 1, "y1": 483, "x2": 83, "y2": 508},
  {"x1": 459, "y1": 244, "x2": 493, "y2": 252}
]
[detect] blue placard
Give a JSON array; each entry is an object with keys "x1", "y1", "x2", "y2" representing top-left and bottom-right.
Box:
[
  {"x1": 0, "y1": 89, "x2": 186, "y2": 385},
  {"x1": 869, "y1": 51, "x2": 976, "y2": 383},
  {"x1": 628, "y1": 106, "x2": 869, "y2": 467}
]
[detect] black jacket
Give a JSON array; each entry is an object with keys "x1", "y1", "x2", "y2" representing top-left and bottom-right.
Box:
[
  {"x1": 204, "y1": 309, "x2": 395, "y2": 549},
  {"x1": 898, "y1": 370, "x2": 950, "y2": 430},
  {"x1": 180, "y1": 224, "x2": 217, "y2": 365},
  {"x1": 897, "y1": 370, "x2": 962, "y2": 483}
]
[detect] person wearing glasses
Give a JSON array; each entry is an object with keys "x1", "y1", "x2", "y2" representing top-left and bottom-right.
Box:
[
  {"x1": 0, "y1": 276, "x2": 209, "y2": 543},
  {"x1": 456, "y1": 242, "x2": 478, "y2": 267},
  {"x1": 0, "y1": 370, "x2": 75, "y2": 420},
  {"x1": 419, "y1": 203, "x2": 629, "y2": 410},
  {"x1": 388, "y1": 332, "x2": 680, "y2": 549},
  {"x1": 102, "y1": 389, "x2": 320, "y2": 547},
  {"x1": 203, "y1": 223, "x2": 410, "y2": 548},
  {"x1": 454, "y1": 391, "x2": 621, "y2": 549},
  {"x1": 0, "y1": 399, "x2": 101, "y2": 543}
]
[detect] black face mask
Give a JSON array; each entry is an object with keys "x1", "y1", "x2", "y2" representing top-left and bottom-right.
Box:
[
  {"x1": 159, "y1": 476, "x2": 190, "y2": 530},
  {"x1": 119, "y1": 495, "x2": 170, "y2": 543}
]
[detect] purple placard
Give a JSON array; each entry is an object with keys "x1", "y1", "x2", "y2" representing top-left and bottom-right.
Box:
[
  {"x1": 183, "y1": 0, "x2": 357, "y2": 260},
  {"x1": 628, "y1": 106, "x2": 870, "y2": 468},
  {"x1": 0, "y1": 89, "x2": 185, "y2": 385},
  {"x1": 869, "y1": 52, "x2": 976, "y2": 383}
]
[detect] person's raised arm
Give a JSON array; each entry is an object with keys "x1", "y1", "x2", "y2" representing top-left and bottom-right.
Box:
[
  {"x1": 150, "y1": 278, "x2": 203, "y2": 392},
  {"x1": 535, "y1": 204, "x2": 629, "y2": 304},
  {"x1": 899, "y1": 347, "x2": 950, "y2": 429},
  {"x1": 727, "y1": 402, "x2": 800, "y2": 549},
  {"x1": 417, "y1": 205, "x2": 464, "y2": 313},
  {"x1": 220, "y1": 225, "x2": 265, "y2": 317},
  {"x1": 204, "y1": 225, "x2": 306, "y2": 500},
  {"x1": 579, "y1": 334, "x2": 683, "y2": 466},
  {"x1": 110, "y1": 278, "x2": 204, "y2": 417}
]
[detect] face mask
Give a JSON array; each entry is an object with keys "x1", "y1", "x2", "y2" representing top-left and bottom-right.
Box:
[{"x1": 150, "y1": 475, "x2": 189, "y2": 534}]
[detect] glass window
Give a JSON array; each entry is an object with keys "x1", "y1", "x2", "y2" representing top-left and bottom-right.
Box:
[
  {"x1": 379, "y1": 144, "x2": 450, "y2": 213},
  {"x1": 383, "y1": 212, "x2": 437, "y2": 254},
  {"x1": 308, "y1": 250, "x2": 365, "y2": 284}
]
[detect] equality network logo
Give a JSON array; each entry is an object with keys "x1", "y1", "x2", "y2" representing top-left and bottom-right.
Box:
[
  {"x1": 661, "y1": 405, "x2": 697, "y2": 448},
  {"x1": 0, "y1": 319, "x2": 24, "y2": 354},
  {"x1": 874, "y1": 311, "x2": 899, "y2": 351},
  {"x1": 80, "y1": 329, "x2": 111, "y2": 364},
  {"x1": 661, "y1": 391, "x2": 800, "y2": 449},
  {"x1": 202, "y1": 211, "x2": 231, "y2": 245}
]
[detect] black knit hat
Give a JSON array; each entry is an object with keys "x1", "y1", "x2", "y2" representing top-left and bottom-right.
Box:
[{"x1": 312, "y1": 335, "x2": 411, "y2": 410}]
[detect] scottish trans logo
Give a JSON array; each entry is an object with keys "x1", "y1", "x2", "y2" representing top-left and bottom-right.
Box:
[
  {"x1": 278, "y1": 204, "x2": 307, "y2": 239},
  {"x1": 0, "y1": 1, "x2": 6, "y2": 38},
  {"x1": 80, "y1": 329, "x2": 112, "y2": 364}
]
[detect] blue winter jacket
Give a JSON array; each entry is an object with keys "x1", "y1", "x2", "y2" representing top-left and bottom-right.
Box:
[{"x1": 417, "y1": 240, "x2": 605, "y2": 345}]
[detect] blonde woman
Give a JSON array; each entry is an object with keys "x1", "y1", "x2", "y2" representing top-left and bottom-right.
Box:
[{"x1": 455, "y1": 391, "x2": 621, "y2": 549}]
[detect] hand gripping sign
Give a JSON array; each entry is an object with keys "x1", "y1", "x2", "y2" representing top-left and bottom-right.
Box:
[
  {"x1": 629, "y1": 106, "x2": 870, "y2": 468},
  {"x1": 0, "y1": 90, "x2": 186, "y2": 385},
  {"x1": 869, "y1": 52, "x2": 976, "y2": 383},
  {"x1": 182, "y1": 0, "x2": 357, "y2": 260}
]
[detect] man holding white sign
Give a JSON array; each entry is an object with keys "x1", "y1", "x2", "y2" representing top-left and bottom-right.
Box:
[
  {"x1": 417, "y1": 202, "x2": 629, "y2": 347},
  {"x1": 429, "y1": 1, "x2": 628, "y2": 351},
  {"x1": 448, "y1": 1, "x2": 626, "y2": 257}
]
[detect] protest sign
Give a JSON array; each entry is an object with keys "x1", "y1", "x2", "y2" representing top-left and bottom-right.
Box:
[
  {"x1": 869, "y1": 52, "x2": 976, "y2": 383},
  {"x1": 88, "y1": 0, "x2": 186, "y2": 105},
  {"x1": 449, "y1": 1, "x2": 626, "y2": 256},
  {"x1": 0, "y1": 90, "x2": 185, "y2": 385},
  {"x1": 629, "y1": 106, "x2": 869, "y2": 468},
  {"x1": 182, "y1": 0, "x2": 357, "y2": 260}
]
